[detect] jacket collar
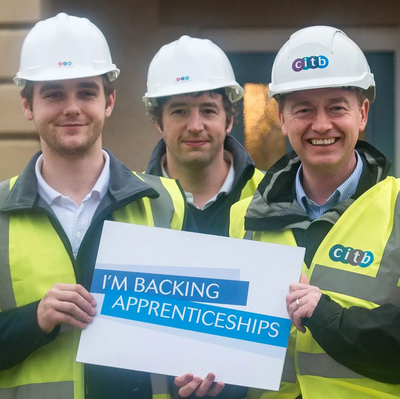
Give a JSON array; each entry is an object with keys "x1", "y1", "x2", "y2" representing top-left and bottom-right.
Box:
[
  {"x1": 245, "y1": 140, "x2": 390, "y2": 231},
  {"x1": 146, "y1": 135, "x2": 256, "y2": 189},
  {"x1": 0, "y1": 149, "x2": 159, "y2": 213}
]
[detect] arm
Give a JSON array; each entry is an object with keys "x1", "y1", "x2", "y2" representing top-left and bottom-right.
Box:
[
  {"x1": 305, "y1": 295, "x2": 400, "y2": 383},
  {"x1": 0, "y1": 283, "x2": 96, "y2": 370},
  {"x1": 0, "y1": 301, "x2": 59, "y2": 370},
  {"x1": 287, "y1": 275, "x2": 400, "y2": 383}
]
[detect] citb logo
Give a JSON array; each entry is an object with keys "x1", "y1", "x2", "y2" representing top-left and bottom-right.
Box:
[
  {"x1": 292, "y1": 55, "x2": 329, "y2": 72},
  {"x1": 329, "y1": 244, "x2": 374, "y2": 268}
]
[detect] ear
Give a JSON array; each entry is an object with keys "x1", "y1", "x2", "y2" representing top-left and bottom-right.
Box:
[
  {"x1": 278, "y1": 108, "x2": 289, "y2": 137},
  {"x1": 225, "y1": 116, "x2": 234, "y2": 135},
  {"x1": 156, "y1": 121, "x2": 163, "y2": 135},
  {"x1": 22, "y1": 98, "x2": 33, "y2": 121},
  {"x1": 105, "y1": 90, "x2": 116, "y2": 118},
  {"x1": 359, "y1": 99, "x2": 370, "y2": 132}
]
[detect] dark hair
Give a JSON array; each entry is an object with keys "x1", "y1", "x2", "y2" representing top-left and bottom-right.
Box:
[
  {"x1": 20, "y1": 73, "x2": 115, "y2": 110},
  {"x1": 276, "y1": 87, "x2": 368, "y2": 112},
  {"x1": 147, "y1": 89, "x2": 238, "y2": 130}
]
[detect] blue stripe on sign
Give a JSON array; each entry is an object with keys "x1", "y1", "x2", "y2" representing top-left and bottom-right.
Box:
[
  {"x1": 91, "y1": 269, "x2": 249, "y2": 306},
  {"x1": 101, "y1": 291, "x2": 291, "y2": 347}
]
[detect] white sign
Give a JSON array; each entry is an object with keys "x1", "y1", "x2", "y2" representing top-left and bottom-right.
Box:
[{"x1": 77, "y1": 221, "x2": 304, "y2": 391}]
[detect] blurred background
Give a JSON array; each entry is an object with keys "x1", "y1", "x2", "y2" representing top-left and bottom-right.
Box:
[{"x1": 0, "y1": 0, "x2": 398, "y2": 178}]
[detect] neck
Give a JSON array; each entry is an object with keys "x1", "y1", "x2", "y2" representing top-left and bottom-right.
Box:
[
  {"x1": 301, "y1": 156, "x2": 357, "y2": 205},
  {"x1": 166, "y1": 153, "x2": 230, "y2": 209},
  {"x1": 40, "y1": 147, "x2": 105, "y2": 206}
]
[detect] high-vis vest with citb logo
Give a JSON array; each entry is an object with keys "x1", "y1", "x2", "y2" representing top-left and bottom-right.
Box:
[
  {"x1": 0, "y1": 172, "x2": 185, "y2": 399},
  {"x1": 230, "y1": 177, "x2": 400, "y2": 399}
]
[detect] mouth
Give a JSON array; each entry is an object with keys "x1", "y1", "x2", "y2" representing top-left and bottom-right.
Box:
[
  {"x1": 309, "y1": 138, "x2": 337, "y2": 146},
  {"x1": 182, "y1": 140, "x2": 209, "y2": 146}
]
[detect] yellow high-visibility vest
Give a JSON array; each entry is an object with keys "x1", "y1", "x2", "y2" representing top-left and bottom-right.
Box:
[
  {"x1": 230, "y1": 177, "x2": 400, "y2": 399},
  {"x1": 0, "y1": 172, "x2": 185, "y2": 399}
]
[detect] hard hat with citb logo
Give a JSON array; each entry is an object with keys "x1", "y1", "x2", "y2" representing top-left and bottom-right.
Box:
[
  {"x1": 143, "y1": 35, "x2": 244, "y2": 107},
  {"x1": 269, "y1": 26, "x2": 375, "y2": 103},
  {"x1": 14, "y1": 13, "x2": 120, "y2": 87}
]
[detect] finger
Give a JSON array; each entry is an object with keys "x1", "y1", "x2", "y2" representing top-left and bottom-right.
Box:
[
  {"x1": 206, "y1": 381, "x2": 225, "y2": 397},
  {"x1": 178, "y1": 376, "x2": 202, "y2": 398},
  {"x1": 54, "y1": 283, "x2": 97, "y2": 308},
  {"x1": 50, "y1": 289, "x2": 97, "y2": 317},
  {"x1": 299, "y1": 273, "x2": 309, "y2": 285},
  {"x1": 194, "y1": 373, "x2": 216, "y2": 397},
  {"x1": 292, "y1": 307, "x2": 306, "y2": 333},
  {"x1": 174, "y1": 373, "x2": 194, "y2": 388},
  {"x1": 288, "y1": 282, "x2": 310, "y2": 293},
  {"x1": 53, "y1": 300, "x2": 96, "y2": 322}
]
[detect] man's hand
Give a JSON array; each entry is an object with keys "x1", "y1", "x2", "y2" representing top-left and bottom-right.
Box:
[
  {"x1": 37, "y1": 283, "x2": 97, "y2": 334},
  {"x1": 174, "y1": 372, "x2": 225, "y2": 397},
  {"x1": 286, "y1": 274, "x2": 322, "y2": 333}
]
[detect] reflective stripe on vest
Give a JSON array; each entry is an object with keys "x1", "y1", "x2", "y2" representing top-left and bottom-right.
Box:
[
  {"x1": 298, "y1": 352, "x2": 363, "y2": 379},
  {"x1": 150, "y1": 374, "x2": 173, "y2": 399},
  {"x1": 311, "y1": 265, "x2": 400, "y2": 307},
  {"x1": 0, "y1": 179, "x2": 15, "y2": 312},
  {"x1": 135, "y1": 173, "x2": 185, "y2": 231},
  {"x1": 0, "y1": 381, "x2": 73, "y2": 399}
]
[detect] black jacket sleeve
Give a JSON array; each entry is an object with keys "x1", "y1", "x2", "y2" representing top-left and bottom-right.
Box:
[
  {"x1": 0, "y1": 301, "x2": 58, "y2": 370},
  {"x1": 305, "y1": 294, "x2": 400, "y2": 384}
]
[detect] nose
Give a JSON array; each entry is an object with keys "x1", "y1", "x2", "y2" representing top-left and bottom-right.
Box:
[
  {"x1": 312, "y1": 110, "x2": 332, "y2": 134},
  {"x1": 63, "y1": 95, "x2": 81, "y2": 116},
  {"x1": 186, "y1": 110, "x2": 204, "y2": 133}
]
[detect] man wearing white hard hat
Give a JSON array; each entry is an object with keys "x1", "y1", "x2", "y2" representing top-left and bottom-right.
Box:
[
  {"x1": 0, "y1": 13, "x2": 190, "y2": 399},
  {"x1": 230, "y1": 26, "x2": 400, "y2": 398},
  {"x1": 144, "y1": 35, "x2": 264, "y2": 237}
]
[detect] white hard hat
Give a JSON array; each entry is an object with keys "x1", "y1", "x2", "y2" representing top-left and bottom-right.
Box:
[
  {"x1": 269, "y1": 26, "x2": 375, "y2": 103},
  {"x1": 143, "y1": 35, "x2": 244, "y2": 107},
  {"x1": 14, "y1": 13, "x2": 120, "y2": 87}
]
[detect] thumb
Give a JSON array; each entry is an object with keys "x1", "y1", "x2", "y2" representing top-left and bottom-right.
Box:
[{"x1": 300, "y1": 273, "x2": 309, "y2": 285}]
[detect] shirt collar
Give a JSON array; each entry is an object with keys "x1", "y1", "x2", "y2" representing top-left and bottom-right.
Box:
[
  {"x1": 36, "y1": 150, "x2": 110, "y2": 205},
  {"x1": 295, "y1": 150, "x2": 363, "y2": 219}
]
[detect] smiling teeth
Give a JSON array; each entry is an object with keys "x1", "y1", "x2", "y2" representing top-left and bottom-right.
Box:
[{"x1": 311, "y1": 138, "x2": 336, "y2": 146}]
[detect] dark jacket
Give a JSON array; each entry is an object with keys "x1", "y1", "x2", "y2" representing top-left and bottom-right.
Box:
[{"x1": 146, "y1": 135, "x2": 264, "y2": 236}]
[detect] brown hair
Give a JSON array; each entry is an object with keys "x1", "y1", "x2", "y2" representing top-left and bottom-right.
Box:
[
  {"x1": 147, "y1": 89, "x2": 238, "y2": 130},
  {"x1": 20, "y1": 73, "x2": 115, "y2": 110}
]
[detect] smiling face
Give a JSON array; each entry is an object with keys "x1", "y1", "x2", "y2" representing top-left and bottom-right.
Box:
[
  {"x1": 22, "y1": 76, "x2": 115, "y2": 158},
  {"x1": 278, "y1": 87, "x2": 369, "y2": 178},
  {"x1": 157, "y1": 92, "x2": 233, "y2": 171}
]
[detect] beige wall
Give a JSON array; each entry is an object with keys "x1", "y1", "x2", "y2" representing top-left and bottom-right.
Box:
[
  {"x1": 0, "y1": 0, "x2": 42, "y2": 180},
  {"x1": 1, "y1": 0, "x2": 399, "y2": 179}
]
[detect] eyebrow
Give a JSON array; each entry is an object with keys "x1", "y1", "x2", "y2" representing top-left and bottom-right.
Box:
[
  {"x1": 167, "y1": 101, "x2": 219, "y2": 109},
  {"x1": 39, "y1": 81, "x2": 100, "y2": 95},
  {"x1": 290, "y1": 97, "x2": 351, "y2": 111}
]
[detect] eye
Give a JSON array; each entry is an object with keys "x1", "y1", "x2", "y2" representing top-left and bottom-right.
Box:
[
  {"x1": 79, "y1": 90, "x2": 97, "y2": 98},
  {"x1": 296, "y1": 108, "x2": 311, "y2": 114},
  {"x1": 44, "y1": 91, "x2": 63, "y2": 100},
  {"x1": 171, "y1": 109, "x2": 185, "y2": 116},
  {"x1": 202, "y1": 108, "x2": 217, "y2": 115}
]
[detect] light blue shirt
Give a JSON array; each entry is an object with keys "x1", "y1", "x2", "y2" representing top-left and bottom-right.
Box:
[{"x1": 295, "y1": 151, "x2": 363, "y2": 220}]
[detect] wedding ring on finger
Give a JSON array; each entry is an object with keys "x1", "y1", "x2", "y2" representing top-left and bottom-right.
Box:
[{"x1": 296, "y1": 298, "x2": 300, "y2": 309}]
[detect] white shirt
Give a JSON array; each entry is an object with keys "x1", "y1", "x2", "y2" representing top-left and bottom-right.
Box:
[
  {"x1": 161, "y1": 150, "x2": 235, "y2": 210},
  {"x1": 35, "y1": 151, "x2": 110, "y2": 257}
]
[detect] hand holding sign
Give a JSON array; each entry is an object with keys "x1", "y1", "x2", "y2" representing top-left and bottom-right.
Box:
[
  {"x1": 175, "y1": 372, "x2": 225, "y2": 397},
  {"x1": 286, "y1": 274, "x2": 322, "y2": 333}
]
